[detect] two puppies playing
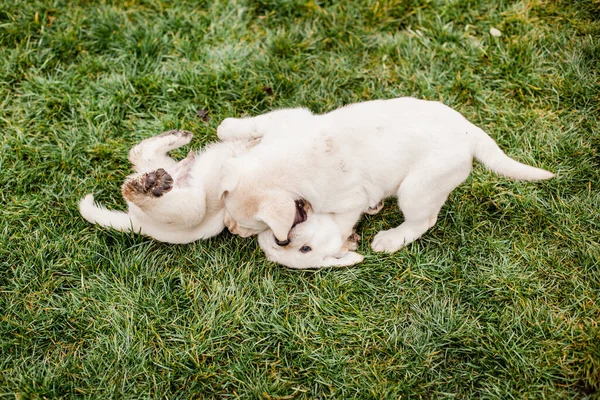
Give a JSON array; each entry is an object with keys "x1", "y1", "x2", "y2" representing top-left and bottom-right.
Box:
[{"x1": 80, "y1": 97, "x2": 554, "y2": 269}]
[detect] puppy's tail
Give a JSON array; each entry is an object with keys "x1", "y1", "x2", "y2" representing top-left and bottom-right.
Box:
[
  {"x1": 472, "y1": 128, "x2": 554, "y2": 181},
  {"x1": 78, "y1": 194, "x2": 135, "y2": 232}
]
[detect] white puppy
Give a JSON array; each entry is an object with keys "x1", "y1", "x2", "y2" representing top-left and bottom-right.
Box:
[
  {"x1": 217, "y1": 97, "x2": 554, "y2": 256},
  {"x1": 79, "y1": 130, "x2": 258, "y2": 244},
  {"x1": 79, "y1": 129, "x2": 351, "y2": 269}
]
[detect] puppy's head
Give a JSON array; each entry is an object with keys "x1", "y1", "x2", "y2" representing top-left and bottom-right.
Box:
[
  {"x1": 258, "y1": 211, "x2": 364, "y2": 269},
  {"x1": 220, "y1": 160, "x2": 301, "y2": 240}
]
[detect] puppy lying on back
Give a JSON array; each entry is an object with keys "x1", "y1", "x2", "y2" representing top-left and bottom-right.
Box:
[
  {"x1": 217, "y1": 97, "x2": 554, "y2": 255},
  {"x1": 79, "y1": 129, "x2": 357, "y2": 269},
  {"x1": 79, "y1": 130, "x2": 258, "y2": 243}
]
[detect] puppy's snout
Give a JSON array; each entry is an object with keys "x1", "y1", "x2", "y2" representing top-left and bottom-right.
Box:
[{"x1": 274, "y1": 236, "x2": 290, "y2": 246}]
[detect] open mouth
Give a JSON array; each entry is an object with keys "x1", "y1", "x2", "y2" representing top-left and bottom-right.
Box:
[
  {"x1": 292, "y1": 199, "x2": 308, "y2": 228},
  {"x1": 275, "y1": 199, "x2": 309, "y2": 247}
]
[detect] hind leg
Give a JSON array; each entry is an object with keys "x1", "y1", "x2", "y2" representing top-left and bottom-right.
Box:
[
  {"x1": 371, "y1": 164, "x2": 471, "y2": 253},
  {"x1": 122, "y1": 168, "x2": 206, "y2": 227},
  {"x1": 332, "y1": 208, "x2": 364, "y2": 240},
  {"x1": 128, "y1": 130, "x2": 193, "y2": 172}
]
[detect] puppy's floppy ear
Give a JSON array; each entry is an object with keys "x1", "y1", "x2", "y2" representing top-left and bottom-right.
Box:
[
  {"x1": 218, "y1": 161, "x2": 240, "y2": 200},
  {"x1": 257, "y1": 196, "x2": 296, "y2": 242},
  {"x1": 323, "y1": 251, "x2": 364, "y2": 267}
]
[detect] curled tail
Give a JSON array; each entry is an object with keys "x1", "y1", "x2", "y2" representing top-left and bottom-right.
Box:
[
  {"x1": 78, "y1": 194, "x2": 135, "y2": 232},
  {"x1": 472, "y1": 128, "x2": 554, "y2": 181}
]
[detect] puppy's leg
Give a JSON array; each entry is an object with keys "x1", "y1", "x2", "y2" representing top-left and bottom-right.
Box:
[
  {"x1": 138, "y1": 188, "x2": 207, "y2": 228},
  {"x1": 365, "y1": 200, "x2": 384, "y2": 215},
  {"x1": 322, "y1": 252, "x2": 364, "y2": 268},
  {"x1": 217, "y1": 108, "x2": 313, "y2": 141},
  {"x1": 122, "y1": 169, "x2": 206, "y2": 227},
  {"x1": 340, "y1": 232, "x2": 360, "y2": 252},
  {"x1": 332, "y1": 208, "x2": 364, "y2": 243},
  {"x1": 371, "y1": 164, "x2": 471, "y2": 253},
  {"x1": 128, "y1": 130, "x2": 193, "y2": 172}
]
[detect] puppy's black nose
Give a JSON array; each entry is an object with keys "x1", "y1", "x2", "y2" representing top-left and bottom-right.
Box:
[{"x1": 274, "y1": 236, "x2": 290, "y2": 246}]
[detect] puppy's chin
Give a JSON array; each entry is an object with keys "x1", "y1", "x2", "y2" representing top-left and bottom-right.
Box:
[
  {"x1": 236, "y1": 228, "x2": 258, "y2": 238},
  {"x1": 225, "y1": 211, "x2": 265, "y2": 237},
  {"x1": 229, "y1": 221, "x2": 263, "y2": 237}
]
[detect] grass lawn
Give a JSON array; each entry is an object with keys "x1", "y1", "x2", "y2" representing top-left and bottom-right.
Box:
[{"x1": 1, "y1": 0, "x2": 599, "y2": 397}]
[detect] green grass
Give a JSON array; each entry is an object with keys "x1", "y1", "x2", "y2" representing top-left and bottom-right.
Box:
[{"x1": 1, "y1": 0, "x2": 599, "y2": 397}]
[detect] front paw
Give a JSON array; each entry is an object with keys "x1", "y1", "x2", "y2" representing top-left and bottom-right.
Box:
[
  {"x1": 217, "y1": 118, "x2": 254, "y2": 141},
  {"x1": 323, "y1": 251, "x2": 364, "y2": 268},
  {"x1": 371, "y1": 229, "x2": 405, "y2": 253},
  {"x1": 122, "y1": 168, "x2": 173, "y2": 201}
]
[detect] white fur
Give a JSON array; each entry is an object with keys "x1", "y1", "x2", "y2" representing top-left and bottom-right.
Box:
[
  {"x1": 79, "y1": 131, "x2": 255, "y2": 244},
  {"x1": 218, "y1": 97, "x2": 554, "y2": 264}
]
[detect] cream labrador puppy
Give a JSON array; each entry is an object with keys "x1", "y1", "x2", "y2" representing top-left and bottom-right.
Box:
[
  {"x1": 217, "y1": 97, "x2": 554, "y2": 254},
  {"x1": 79, "y1": 130, "x2": 258, "y2": 244},
  {"x1": 79, "y1": 130, "x2": 353, "y2": 268}
]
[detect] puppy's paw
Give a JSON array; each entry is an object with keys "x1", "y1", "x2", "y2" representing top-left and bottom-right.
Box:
[
  {"x1": 371, "y1": 229, "x2": 405, "y2": 253},
  {"x1": 344, "y1": 232, "x2": 360, "y2": 251},
  {"x1": 122, "y1": 168, "x2": 173, "y2": 201},
  {"x1": 217, "y1": 118, "x2": 254, "y2": 141},
  {"x1": 323, "y1": 251, "x2": 364, "y2": 268},
  {"x1": 144, "y1": 168, "x2": 173, "y2": 196},
  {"x1": 158, "y1": 129, "x2": 193, "y2": 149},
  {"x1": 366, "y1": 200, "x2": 384, "y2": 215}
]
